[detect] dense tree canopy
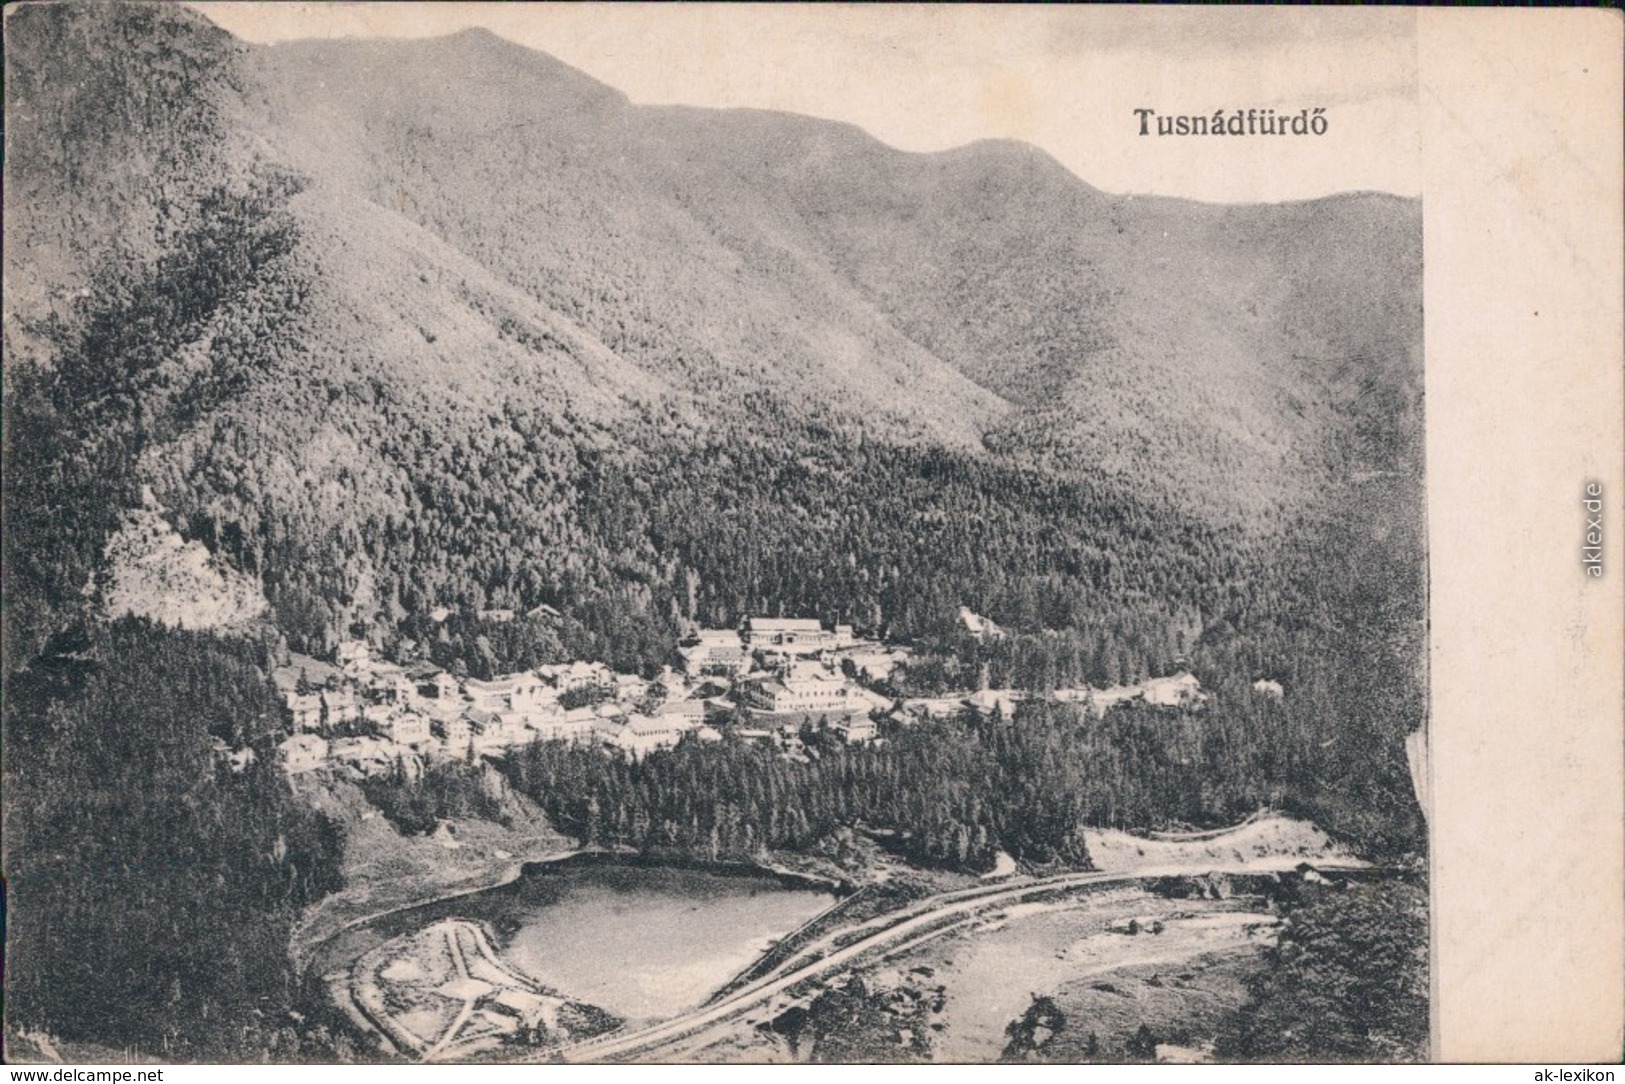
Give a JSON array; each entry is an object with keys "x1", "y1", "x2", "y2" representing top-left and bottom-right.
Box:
[
  {"x1": 3, "y1": 619, "x2": 346, "y2": 1058},
  {"x1": 1217, "y1": 880, "x2": 1429, "y2": 1062}
]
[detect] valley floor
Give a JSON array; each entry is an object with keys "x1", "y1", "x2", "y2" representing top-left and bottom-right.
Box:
[{"x1": 318, "y1": 813, "x2": 1371, "y2": 1065}]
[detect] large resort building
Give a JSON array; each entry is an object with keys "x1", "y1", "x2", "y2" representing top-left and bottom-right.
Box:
[
  {"x1": 742, "y1": 617, "x2": 834, "y2": 653},
  {"x1": 744, "y1": 671, "x2": 854, "y2": 715}
]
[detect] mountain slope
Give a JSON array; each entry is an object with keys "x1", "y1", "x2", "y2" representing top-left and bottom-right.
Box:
[
  {"x1": 4, "y1": 6, "x2": 1422, "y2": 670},
  {"x1": 239, "y1": 31, "x2": 1010, "y2": 449},
  {"x1": 237, "y1": 28, "x2": 1419, "y2": 517}
]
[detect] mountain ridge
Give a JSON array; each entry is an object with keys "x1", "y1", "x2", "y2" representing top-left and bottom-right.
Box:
[{"x1": 4, "y1": 3, "x2": 1422, "y2": 666}]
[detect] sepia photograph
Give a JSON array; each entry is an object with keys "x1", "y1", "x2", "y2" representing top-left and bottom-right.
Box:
[{"x1": 2, "y1": 2, "x2": 1614, "y2": 1069}]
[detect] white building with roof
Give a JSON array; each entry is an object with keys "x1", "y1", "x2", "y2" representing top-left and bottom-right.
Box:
[
  {"x1": 744, "y1": 671, "x2": 855, "y2": 715},
  {"x1": 957, "y1": 607, "x2": 1006, "y2": 641},
  {"x1": 539, "y1": 660, "x2": 615, "y2": 692},
  {"x1": 467, "y1": 708, "x2": 530, "y2": 752},
  {"x1": 680, "y1": 640, "x2": 752, "y2": 676},
  {"x1": 1142, "y1": 672, "x2": 1205, "y2": 708},
  {"x1": 843, "y1": 647, "x2": 911, "y2": 682},
  {"x1": 526, "y1": 713, "x2": 602, "y2": 745},
  {"x1": 603, "y1": 713, "x2": 702, "y2": 758},
  {"x1": 832, "y1": 715, "x2": 879, "y2": 743},
  {"x1": 743, "y1": 617, "x2": 833, "y2": 652},
  {"x1": 378, "y1": 709, "x2": 433, "y2": 749},
  {"x1": 464, "y1": 673, "x2": 557, "y2": 713},
  {"x1": 330, "y1": 736, "x2": 410, "y2": 777},
  {"x1": 655, "y1": 698, "x2": 706, "y2": 725}
]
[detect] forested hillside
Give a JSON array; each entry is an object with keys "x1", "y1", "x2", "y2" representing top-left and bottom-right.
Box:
[
  {"x1": 4, "y1": 3, "x2": 1425, "y2": 1059},
  {"x1": 5, "y1": 4, "x2": 1422, "y2": 669},
  {"x1": 3, "y1": 619, "x2": 347, "y2": 1058},
  {"x1": 4, "y1": 0, "x2": 1425, "y2": 850}
]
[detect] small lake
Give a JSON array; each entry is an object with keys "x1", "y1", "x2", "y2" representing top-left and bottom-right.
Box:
[
  {"x1": 493, "y1": 864, "x2": 834, "y2": 1020},
  {"x1": 323, "y1": 860, "x2": 836, "y2": 1024}
]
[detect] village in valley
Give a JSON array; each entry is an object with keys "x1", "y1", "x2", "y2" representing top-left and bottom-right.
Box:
[{"x1": 272, "y1": 608, "x2": 1216, "y2": 782}]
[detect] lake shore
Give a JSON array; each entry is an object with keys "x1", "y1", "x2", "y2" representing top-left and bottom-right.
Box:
[{"x1": 515, "y1": 848, "x2": 857, "y2": 897}]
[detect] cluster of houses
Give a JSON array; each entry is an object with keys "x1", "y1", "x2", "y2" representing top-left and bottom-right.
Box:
[
  {"x1": 274, "y1": 641, "x2": 724, "y2": 778},
  {"x1": 273, "y1": 613, "x2": 1223, "y2": 780},
  {"x1": 688, "y1": 618, "x2": 913, "y2": 742},
  {"x1": 275, "y1": 617, "x2": 908, "y2": 779}
]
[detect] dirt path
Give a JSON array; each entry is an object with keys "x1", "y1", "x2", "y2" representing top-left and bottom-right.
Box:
[{"x1": 421, "y1": 926, "x2": 480, "y2": 1062}]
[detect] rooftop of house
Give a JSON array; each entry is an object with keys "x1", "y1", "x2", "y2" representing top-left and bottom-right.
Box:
[
  {"x1": 540, "y1": 661, "x2": 611, "y2": 680},
  {"x1": 623, "y1": 714, "x2": 688, "y2": 736},
  {"x1": 543, "y1": 714, "x2": 600, "y2": 730},
  {"x1": 747, "y1": 617, "x2": 825, "y2": 633},
  {"x1": 684, "y1": 643, "x2": 749, "y2": 659},
  {"x1": 464, "y1": 674, "x2": 531, "y2": 693},
  {"x1": 331, "y1": 736, "x2": 394, "y2": 759},
  {"x1": 782, "y1": 673, "x2": 848, "y2": 693}
]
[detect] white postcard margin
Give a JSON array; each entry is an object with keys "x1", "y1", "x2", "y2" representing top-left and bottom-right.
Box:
[{"x1": 1420, "y1": 7, "x2": 1625, "y2": 1063}]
